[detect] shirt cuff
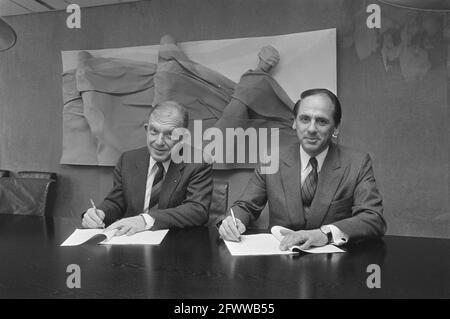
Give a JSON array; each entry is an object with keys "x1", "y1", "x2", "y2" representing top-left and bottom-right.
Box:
[
  {"x1": 141, "y1": 213, "x2": 155, "y2": 230},
  {"x1": 325, "y1": 224, "x2": 349, "y2": 246}
]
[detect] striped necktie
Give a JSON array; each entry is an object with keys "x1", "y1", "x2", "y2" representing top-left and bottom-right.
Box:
[
  {"x1": 301, "y1": 157, "x2": 318, "y2": 208},
  {"x1": 146, "y1": 162, "x2": 165, "y2": 212}
]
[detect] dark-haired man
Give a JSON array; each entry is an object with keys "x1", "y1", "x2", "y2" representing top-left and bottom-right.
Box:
[
  {"x1": 219, "y1": 89, "x2": 386, "y2": 250},
  {"x1": 82, "y1": 101, "x2": 213, "y2": 235}
]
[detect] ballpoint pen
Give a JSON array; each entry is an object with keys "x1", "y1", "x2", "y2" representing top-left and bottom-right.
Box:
[
  {"x1": 230, "y1": 208, "x2": 240, "y2": 241},
  {"x1": 90, "y1": 198, "x2": 104, "y2": 229},
  {"x1": 230, "y1": 208, "x2": 238, "y2": 227}
]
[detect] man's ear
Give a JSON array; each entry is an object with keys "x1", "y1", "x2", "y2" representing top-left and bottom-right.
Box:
[
  {"x1": 292, "y1": 120, "x2": 296, "y2": 130},
  {"x1": 332, "y1": 128, "x2": 339, "y2": 138},
  {"x1": 144, "y1": 123, "x2": 149, "y2": 131}
]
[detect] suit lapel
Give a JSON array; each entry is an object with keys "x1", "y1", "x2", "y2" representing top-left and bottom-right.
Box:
[
  {"x1": 134, "y1": 148, "x2": 150, "y2": 213},
  {"x1": 158, "y1": 161, "x2": 185, "y2": 208},
  {"x1": 280, "y1": 143, "x2": 306, "y2": 228},
  {"x1": 307, "y1": 143, "x2": 344, "y2": 228}
]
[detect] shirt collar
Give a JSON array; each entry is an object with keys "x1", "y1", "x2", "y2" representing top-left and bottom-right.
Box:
[
  {"x1": 300, "y1": 145, "x2": 329, "y2": 173},
  {"x1": 148, "y1": 156, "x2": 171, "y2": 175}
]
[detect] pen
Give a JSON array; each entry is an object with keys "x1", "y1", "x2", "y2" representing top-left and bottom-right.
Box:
[
  {"x1": 230, "y1": 208, "x2": 240, "y2": 241},
  {"x1": 90, "y1": 198, "x2": 104, "y2": 229},
  {"x1": 230, "y1": 208, "x2": 237, "y2": 228}
]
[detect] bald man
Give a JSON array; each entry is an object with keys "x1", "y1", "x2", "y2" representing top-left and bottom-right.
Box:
[{"x1": 82, "y1": 101, "x2": 213, "y2": 235}]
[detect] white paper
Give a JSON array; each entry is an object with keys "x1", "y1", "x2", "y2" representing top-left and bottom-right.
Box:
[
  {"x1": 293, "y1": 244, "x2": 344, "y2": 254},
  {"x1": 100, "y1": 229, "x2": 169, "y2": 245},
  {"x1": 224, "y1": 234, "x2": 296, "y2": 256},
  {"x1": 224, "y1": 226, "x2": 345, "y2": 256},
  {"x1": 60, "y1": 229, "x2": 110, "y2": 246},
  {"x1": 60, "y1": 228, "x2": 168, "y2": 246}
]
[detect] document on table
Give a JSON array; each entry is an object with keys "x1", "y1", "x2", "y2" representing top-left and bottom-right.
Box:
[
  {"x1": 224, "y1": 226, "x2": 345, "y2": 256},
  {"x1": 225, "y1": 234, "x2": 295, "y2": 256},
  {"x1": 60, "y1": 228, "x2": 169, "y2": 246}
]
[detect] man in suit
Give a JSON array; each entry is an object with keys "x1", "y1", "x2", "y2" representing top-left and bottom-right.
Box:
[
  {"x1": 219, "y1": 88, "x2": 386, "y2": 250},
  {"x1": 82, "y1": 101, "x2": 213, "y2": 235}
]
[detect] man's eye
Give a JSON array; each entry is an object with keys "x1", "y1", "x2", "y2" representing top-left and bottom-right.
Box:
[
  {"x1": 150, "y1": 129, "x2": 159, "y2": 135},
  {"x1": 299, "y1": 117, "x2": 309, "y2": 123},
  {"x1": 317, "y1": 119, "x2": 329, "y2": 125}
]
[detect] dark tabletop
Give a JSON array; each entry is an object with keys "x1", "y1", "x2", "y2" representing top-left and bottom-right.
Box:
[{"x1": 0, "y1": 214, "x2": 449, "y2": 299}]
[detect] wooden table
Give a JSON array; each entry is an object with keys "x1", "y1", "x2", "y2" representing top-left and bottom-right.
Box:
[{"x1": 0, "y1": 215, "x2": 449, "y2": 299}]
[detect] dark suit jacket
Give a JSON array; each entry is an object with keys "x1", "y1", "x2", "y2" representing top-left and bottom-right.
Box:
[
  {"x1": 230, "y1": 142, "x2": 386, "y2": 241},
  {"x1": 97, "y1": 147, "x2": 213, "y2": 230}
]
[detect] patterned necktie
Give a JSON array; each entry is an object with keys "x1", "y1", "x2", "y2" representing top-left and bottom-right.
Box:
[
  {"x1": 301, "y1": 157, "x2": 318, "y2": 207},
  {"x1": 146, "y1": 162, "x2": 165, "y2": 211}
]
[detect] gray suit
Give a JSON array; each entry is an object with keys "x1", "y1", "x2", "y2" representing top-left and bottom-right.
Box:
[{"x1": 230, "y1": 142, "x2": 386, "y2": 241}]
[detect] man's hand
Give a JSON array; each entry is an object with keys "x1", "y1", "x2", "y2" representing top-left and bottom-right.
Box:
[
  {"x1": 106, "y1": 216, "x2": 146, "y2": 236},
  {"x1": 82, "y1": 208, "x2": 105, "y2": 228},
  {"x1": 279, "y1": 229, "x2": 328, "y2": 250},
  {"x1": 218, "y1": 216, "x2": 246, "y2": 242}
]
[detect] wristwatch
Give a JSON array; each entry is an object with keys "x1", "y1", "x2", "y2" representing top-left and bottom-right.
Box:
[{"x1": 320, "y1": 226, "x2": 333, "y2": 244}]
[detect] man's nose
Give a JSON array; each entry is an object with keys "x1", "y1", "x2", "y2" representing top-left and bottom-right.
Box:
[
  {"x1": 307, "y1": 121, "x2": 317, "y2": 134},
  {"x1": 155, "y1": 133, "x2": 165, "y2": 145}
]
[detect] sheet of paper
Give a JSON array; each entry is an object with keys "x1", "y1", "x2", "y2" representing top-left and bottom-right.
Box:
[
  {"x1": 100, "y1": 229, "x2": 169, "y2": 245},
  {"x1": 293, "y1": 244, "x2": 345, "y2": 254},
  {"x1": 60, "y1": 229, "x2": 168, "y2": 246},
  {"x1": 60, "y1": 229, "x2": 107, "y2": 246},
  {"x1": 224, "y1": 234, "x2": 297, "y2": 256}
]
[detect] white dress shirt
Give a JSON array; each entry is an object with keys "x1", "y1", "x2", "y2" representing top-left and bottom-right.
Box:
[
  {"x1": 300, "y1": 146, "x2": 349, "y2": 245},
  {"x1": 141, "y1": 156, "x2": 170, "y2": 230}
]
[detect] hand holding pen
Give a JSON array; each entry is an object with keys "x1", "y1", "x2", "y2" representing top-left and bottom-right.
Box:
[
  {"x1": 218, "y1": 207, "x2": 246, "y2": 242},
  {"x1": 81, "y1": 199, "x2": 106, "y2": 229}
]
